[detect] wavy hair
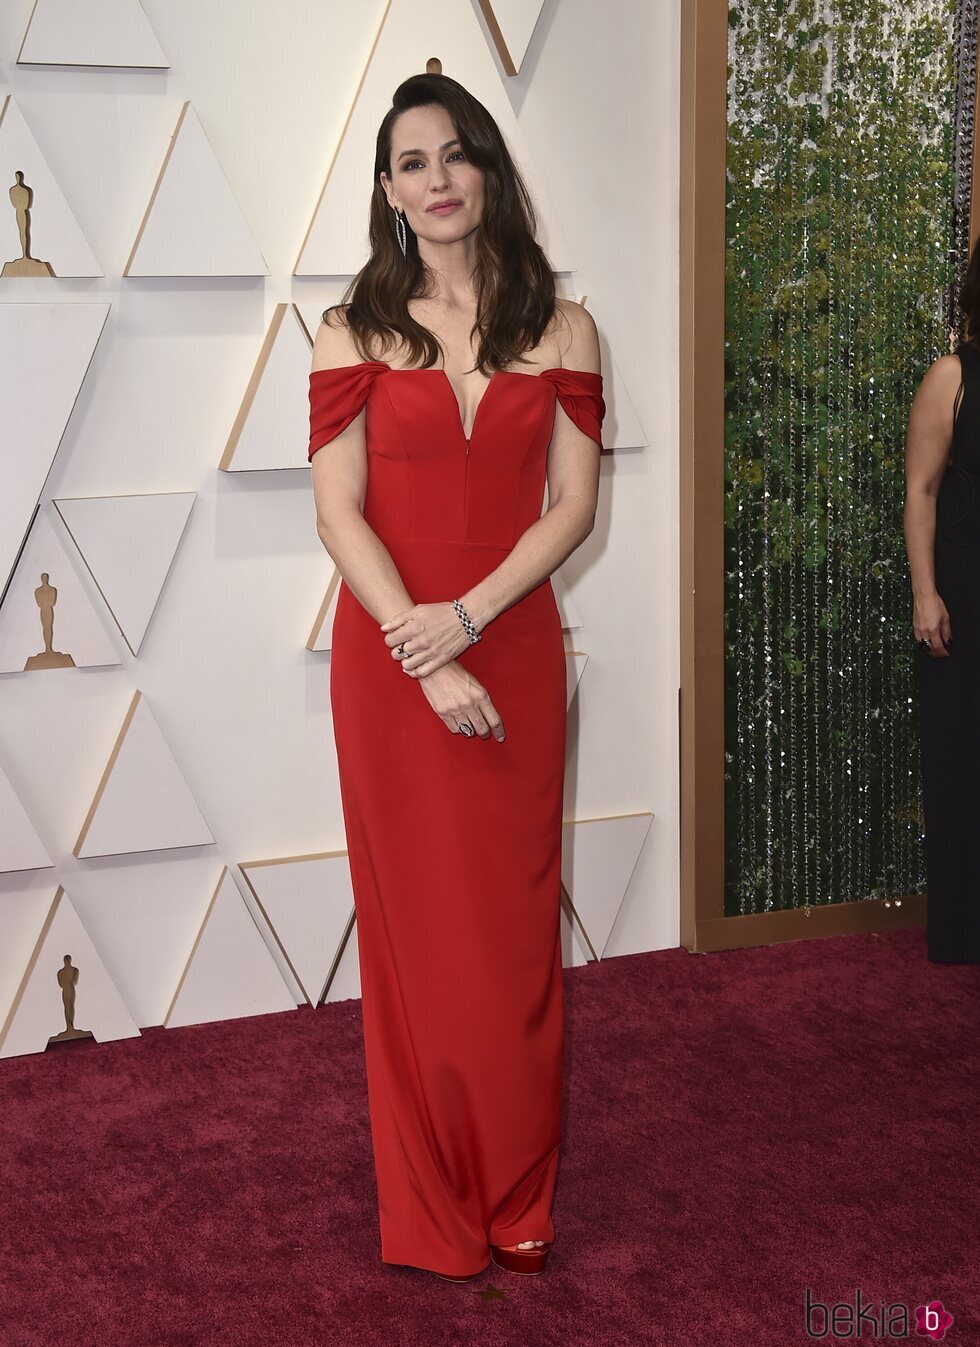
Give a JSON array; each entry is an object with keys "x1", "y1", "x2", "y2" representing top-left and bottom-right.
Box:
[{"x1": 322, "y1": 71, "x2": 559, "y2": 375}]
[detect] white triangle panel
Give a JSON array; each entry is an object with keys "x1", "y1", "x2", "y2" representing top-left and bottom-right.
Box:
[
  {"x1": 0, "y1": 885, "x2": 54, "y2": 1019},
  {"x1": 296, "y1": 0, "x2": 573, "y2": 276},
  {"x1": 0, "y1": 888, "x2": 141, "y2": 1059},
  {"x1": 125, "y1": 102, "x2": 269, "y2": 277},
  {"x1": 0, "y1": 762, "x2": 54, "y2": 871},
  {"x1": 54, "y1": 492, "x2": 195, "y2": 656},
  {"x1": 477, "y1": 0, "x2": 547, "y2": 76},
  {"x1": 221, "y1": 305, "x2": 315, "y2": 471},
  {"x1": 0, "y1": 508, "x2": 122, "y2": 673},
  {"x1": 601, "y1": 350, "x2": 647, "y2": 452},
  {"x1": 164, "y1": 869, "x2": 296, "y2": 1029},
  {"x1": 565, "y1": 651, "x2": 587, "y2": 709},
  {"x1": 18, "y1": 0, "x2": 169, "y2": 68},
  {"x1": 68, "y1": 859, "x2": 232, "y2": 1030},
  {"x1": 241, "y1": 851, "x2": 356, "y2": 1006},
  {"x1": 74, "y1": 690, "x2": 215, "y2": 858},
  {"x1": 560, "y1": 814, "x2": 653, "y2": 962},
  {"x1": 0, "y1": 96, "x2": 103, "y2": 276},
  {"x1": 0, "y1": 302, "x2": 110, "y2": 599}
]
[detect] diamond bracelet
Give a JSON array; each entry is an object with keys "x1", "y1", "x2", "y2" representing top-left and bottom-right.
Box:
[{"x1": 452, "y1": 598, "x2": 482, "y2": 644}]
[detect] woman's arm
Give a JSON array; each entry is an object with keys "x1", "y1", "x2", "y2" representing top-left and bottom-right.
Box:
[
  {"x1": 456, "y1": 300, "x2": 602, "y2": 633},
  {"x1": 310, "y1": 313, "x2": 418, "y2": 625},
  {"x1": 904, "y1": 351, "x2": 961, "y2": 656}
]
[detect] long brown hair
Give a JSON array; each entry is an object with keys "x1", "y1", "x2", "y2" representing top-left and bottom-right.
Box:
[{"x1": 322, "y1": 71, "x2": 559, "y2": 375}]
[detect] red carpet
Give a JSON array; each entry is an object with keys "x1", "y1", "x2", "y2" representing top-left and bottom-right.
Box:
[{"x1": 1, "y1": 927, "x2": 977, "y2": 1346}]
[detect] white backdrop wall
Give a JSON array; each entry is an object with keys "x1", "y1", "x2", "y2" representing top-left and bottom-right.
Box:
[{"x1": 0, "y1": 0, "x2": 679, "y2": 1036}]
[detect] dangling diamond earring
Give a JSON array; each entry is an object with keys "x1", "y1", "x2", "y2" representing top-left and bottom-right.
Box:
[{"x1": 393, "y1": 205, "x2": 407, "y2": 258}]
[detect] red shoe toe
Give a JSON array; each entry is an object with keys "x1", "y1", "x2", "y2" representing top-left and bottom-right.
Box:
[{"x1": 489, "y1": 1242, "x2": 550, "y2": 1275}]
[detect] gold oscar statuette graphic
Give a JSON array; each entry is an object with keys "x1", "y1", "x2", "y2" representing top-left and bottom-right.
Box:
[
  {"x1": 47, "y1": 955, "x2": 94, "y2": 1045},
  {"x1": 2, "y1": 169, "x2": 56, "y2": 277},
  {"x1": 24, "y1": 571, "x2": 76, "y2": 670}
]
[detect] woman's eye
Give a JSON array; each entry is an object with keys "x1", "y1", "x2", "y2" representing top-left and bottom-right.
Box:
[{"x1": 404, "y1": 151, "x2": 465, "y2": 171}]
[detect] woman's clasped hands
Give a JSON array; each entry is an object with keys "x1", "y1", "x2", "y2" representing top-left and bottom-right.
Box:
[
  {"x1": 380, "y1": 601, "x2": 474, "y2": 676},
  {"x1": 379, "y1": 602, "x2": 506, "y2": 742}
]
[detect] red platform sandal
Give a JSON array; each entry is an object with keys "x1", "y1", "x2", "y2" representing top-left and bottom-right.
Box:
[{"x1": 489, "y1": 1241, "x2": 550, "y2": 1275}]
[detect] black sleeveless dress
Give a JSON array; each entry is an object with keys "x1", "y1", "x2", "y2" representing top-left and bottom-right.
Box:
[{"x1": 916, "y1": 338, "x2": 980, "y2": 963}]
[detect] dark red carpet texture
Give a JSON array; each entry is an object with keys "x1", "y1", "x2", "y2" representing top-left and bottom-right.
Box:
[{"x1": 1, "y1": 927, "x2": 977, "y2": 1347}]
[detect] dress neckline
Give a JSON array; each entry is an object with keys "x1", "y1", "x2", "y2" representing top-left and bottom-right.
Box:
[
  {"x1": 309, "y1": 361, "x2": 600, "y2": 446},
  {"x1": 381, "y1": 363, "x2": 567, "y2": 444}
]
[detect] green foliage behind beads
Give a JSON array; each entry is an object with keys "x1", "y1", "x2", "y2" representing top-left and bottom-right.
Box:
[{"x1": 724, "y1": 0, "x2": 962, "y2": 914}]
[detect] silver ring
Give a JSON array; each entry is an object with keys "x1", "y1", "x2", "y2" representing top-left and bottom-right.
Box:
[
  {"x1": 397, "y1": 643, "x2": 406, "y2": 656},
  {"x1": 459, "y1": 722, "x2": 474, "y2": 737}
]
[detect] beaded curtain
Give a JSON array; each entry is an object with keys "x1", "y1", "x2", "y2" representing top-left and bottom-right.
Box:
[{"x1": 724, "y1": 0, "x2": 976, "y2": 916}]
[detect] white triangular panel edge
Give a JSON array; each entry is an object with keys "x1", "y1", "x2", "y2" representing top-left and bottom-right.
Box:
[
  {"x1": 560, "y1": 813, "x2": 654, "y2": 963},
  {"x1": 0, "y1": 96, "x2": 103, "y2": 275},
  {"x1": 477, "y1": 0, "x2": 547, "y2": 76},
  {"x1": 565, "y1": 651, "x2": 587, "y2": 709},
  {"x1": 295, "y1": 0, "x2": 573, "y2": 276},
  {"x1": 322, "y1": 915, "x2": 362, "y2": 1004},
  {"x1": 53, "y1": 492, "x2": 195, "y2": 656},
  {"x1": 0, "y1": 888, "x2": 141, "y2": 1059},
  {"x1": 598, "y1": 350, "x2": 646, "y2": 452},
  {"x1": 0, "y1": 761, "x2": 54, "y2": 872},
  {"x1": 221, "y1": 304, "x2": 314, "y2": 472},
  {"x1": 18, "y1": 0, "x2": 169, "y2": 68},
  {"x1": 0, "y1": 301, "x2": 110, "y2": 601},
  {"x1": 164, "y1": 868, "x2": 296, "y2": 1029},
  {"x1": 559, "y1": 888, "x2": 593, "y2": 968},
  {"x1": 240, "y1": 851, "x2": 357, "y2": 1006},
  {"x1": 0, "y1": 886, "x2": 54, "y2": 1021},
  {"x1": 0, "y1": 507, "x2": 122, "y2": 673},
  {"x1": 125, "y1": 101, "x2": 269, "y2": 277},
  {"x1": 307, "y1": 572, "x2": 342, "y2": 653},
  {"x1": 74, "y1": 690, "x2": 216, "y2": 859}
]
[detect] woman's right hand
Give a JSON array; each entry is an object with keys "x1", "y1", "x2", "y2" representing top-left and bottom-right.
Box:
[
  {"x1": 416, "y1": 660, "x2": 506, "y2": 741},
  {"x1": 914, "y1": 592, "x2": 952, "y2": 657}
]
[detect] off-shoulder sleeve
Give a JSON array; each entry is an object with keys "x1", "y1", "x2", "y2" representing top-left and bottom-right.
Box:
[
  {"x1": 308, "y1": 361, "x2": 389, "y2": 461},
  {"x1": 540, "y1": 369, "x2": 606, "y2": 450}
]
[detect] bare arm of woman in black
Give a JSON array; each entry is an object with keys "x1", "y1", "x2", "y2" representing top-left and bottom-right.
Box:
[{"x1": 904, "y1": 353, "x2": 963, "y2": 657}]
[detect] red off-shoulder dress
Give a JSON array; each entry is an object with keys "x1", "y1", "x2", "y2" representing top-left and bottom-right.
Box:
[{"x1": 308, "y1": 361, "x2": 605, "y2": 1277}]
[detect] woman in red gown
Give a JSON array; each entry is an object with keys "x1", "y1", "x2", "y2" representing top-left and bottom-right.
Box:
[{"x1": 308, "y1": 73, "x2": 605, "y2": 1282}]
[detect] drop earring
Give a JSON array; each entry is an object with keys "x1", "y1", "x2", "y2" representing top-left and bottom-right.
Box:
[{"x1": 393, "y1": 205, "x2": 407, "y2": 257}]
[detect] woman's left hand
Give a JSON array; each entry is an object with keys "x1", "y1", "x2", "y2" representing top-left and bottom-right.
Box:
[{"x1": 380, "y1": 602, "x2": 474, "y2": 677}]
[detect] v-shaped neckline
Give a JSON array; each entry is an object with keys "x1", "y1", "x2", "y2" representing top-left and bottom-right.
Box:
[
  {"x1": 437, "y1": 368, "x2": 496, "y2": 444},
  {"x1": 377, "y1": 363, "x2": 563, "y2": 445}
]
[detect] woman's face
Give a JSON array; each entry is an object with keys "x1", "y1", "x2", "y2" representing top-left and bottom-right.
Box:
[{"x1": 380, "y1": 103, "x2": 485, "y2": 243}]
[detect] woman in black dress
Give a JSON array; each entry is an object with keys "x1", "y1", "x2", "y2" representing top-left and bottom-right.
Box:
[{"x1": 905, "y1": 240, "x2": 980, "y2": 963}]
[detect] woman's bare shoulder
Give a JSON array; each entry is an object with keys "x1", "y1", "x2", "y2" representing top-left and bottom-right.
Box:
[
  {"x1": 551, "y1": 298, "x2": 600, "y2": 373},
  {"x1": 913, "y1": 351, "x2": 963, "y2": 409},
  {"x1": 312, "y1": 305, "x2": 360, "y2": 372}
]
